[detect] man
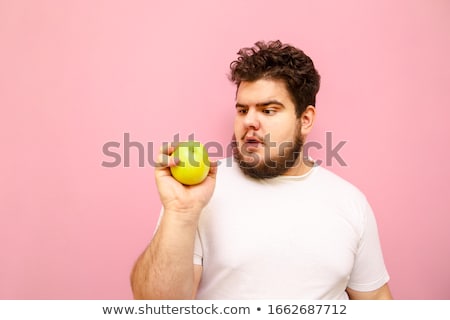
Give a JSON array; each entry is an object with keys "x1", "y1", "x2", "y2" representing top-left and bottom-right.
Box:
[{"x1": 130, "y1": 40, "x2": 393, "y2": 299}]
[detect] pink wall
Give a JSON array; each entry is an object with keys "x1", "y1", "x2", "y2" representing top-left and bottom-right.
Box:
[{"x1": 1, "y1": 0, "x2": 449, "y2": 299}]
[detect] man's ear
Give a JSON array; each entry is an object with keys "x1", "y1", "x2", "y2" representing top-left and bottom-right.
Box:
[{"x1": 300, "y1": 105, "x2": 316, "y2": 135}]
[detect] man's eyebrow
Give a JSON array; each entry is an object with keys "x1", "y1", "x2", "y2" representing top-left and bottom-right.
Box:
[
  {"x1": 256, "y1": 100, "x2": 285, "y2": 107},
  {"x1": 235, "y1": 100, "x2": 285, "y2": 108}
]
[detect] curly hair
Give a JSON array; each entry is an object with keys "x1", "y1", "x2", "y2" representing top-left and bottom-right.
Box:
[{"x1": 229, "y1": 40, "x2": 320, "y2": 117}]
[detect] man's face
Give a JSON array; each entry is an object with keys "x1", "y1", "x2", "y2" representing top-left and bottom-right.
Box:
[{"x1": 232, "y1": 78, "x2": 304, "y2": 178}]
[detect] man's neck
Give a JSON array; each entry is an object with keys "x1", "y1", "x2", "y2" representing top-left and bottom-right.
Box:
[{"x1": 283, "y1": 153, "x2": 315, "y2": 177}]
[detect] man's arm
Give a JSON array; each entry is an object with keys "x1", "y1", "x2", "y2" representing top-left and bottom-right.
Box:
[
  {"x1": 130, "y1": 143, "x2": 216, "y2": 299},
  {"x1": 130, "y1": 210, "x2": 202, "y2": 299},
  {"x1": 346, "y1": 283, "x2": 393, "y2": 300}
]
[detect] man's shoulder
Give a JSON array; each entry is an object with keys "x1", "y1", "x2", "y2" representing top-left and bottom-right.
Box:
[{"x1": 313, "y1": 165, "x2": 367, "y2": 201}]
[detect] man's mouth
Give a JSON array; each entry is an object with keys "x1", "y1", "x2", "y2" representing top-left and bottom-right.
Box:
[{"x1": 242, "y1": 136, "x2": 263, "y2": 150}]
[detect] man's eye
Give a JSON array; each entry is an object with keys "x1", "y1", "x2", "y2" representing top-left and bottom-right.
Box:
[
  {"x1": 263, "y1": 109, "x2": 276, "y2": 114},
  {"x1": 237, "y1": 109, "x2": 248, "y2": 114}
]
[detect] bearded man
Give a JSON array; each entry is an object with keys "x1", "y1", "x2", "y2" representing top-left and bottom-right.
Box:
[{"x1": 131, "y1": 40, "x2": 393, "y2": 300}]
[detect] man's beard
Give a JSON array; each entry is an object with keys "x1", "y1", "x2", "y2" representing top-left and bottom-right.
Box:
[{"x1": 231, "y1": 129, "x2": 304, "y2": 179}]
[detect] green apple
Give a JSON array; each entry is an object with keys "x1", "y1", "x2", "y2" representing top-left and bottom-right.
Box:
[{"x1": 170, "y1": 141, "x2": 210, "y2": 185}]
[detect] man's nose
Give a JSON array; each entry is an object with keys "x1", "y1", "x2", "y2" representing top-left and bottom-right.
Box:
[{"x1": 243, "y1": 108, "x2": 260, "y2": 130}]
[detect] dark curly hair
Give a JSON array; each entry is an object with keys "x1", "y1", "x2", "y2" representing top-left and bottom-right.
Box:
[{"x1": 229, "y1": 40, "x2": 320, "y2": 117}]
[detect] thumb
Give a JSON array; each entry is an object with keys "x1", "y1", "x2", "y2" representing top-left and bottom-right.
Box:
[{"x1": 207, "y1": 159, "x2": 219, "y2": 180}]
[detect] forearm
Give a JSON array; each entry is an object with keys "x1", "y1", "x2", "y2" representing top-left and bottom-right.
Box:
[{"x1": 130, "y1": 210, "x2": 199, "y2": 299}]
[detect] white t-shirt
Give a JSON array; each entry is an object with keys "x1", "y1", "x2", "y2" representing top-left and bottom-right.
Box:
[{"x1": 193, "y1": 158, "x2": 390, "y2": 299}]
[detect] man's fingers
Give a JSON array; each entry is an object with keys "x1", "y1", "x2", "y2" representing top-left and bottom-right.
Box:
[
  {"x1": 155, "y1": 153, "x2": 179, "y2": 168},
  {"x1": 160, "y1": 142, "x2": 178, "y2": 155},
  {"x1": 207, "y1": 160, "x2": 219, "y2": 178},
  {"x1": 155, "y1": 142, "x2": 180, "y2": 168}
]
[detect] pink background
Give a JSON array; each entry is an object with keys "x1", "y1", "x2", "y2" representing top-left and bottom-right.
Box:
[{"x1": 1, "y1": 0, "x2": 449, "y2": 299}]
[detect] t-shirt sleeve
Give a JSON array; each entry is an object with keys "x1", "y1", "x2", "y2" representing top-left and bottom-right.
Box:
[
  {"x1": 193, "y1": 229, "x2": 203, "y2": 265},
  {"x1": 152, "y1": 207, "x2": 164, "y2": 237},
  {"x1": 347, "y1": 199, "x2": 390, "y2": 291}
]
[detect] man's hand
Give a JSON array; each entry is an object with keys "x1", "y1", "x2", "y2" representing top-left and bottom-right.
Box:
[{"x1": 155, "y1": 142, "x2": 218, "y2": 219}]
